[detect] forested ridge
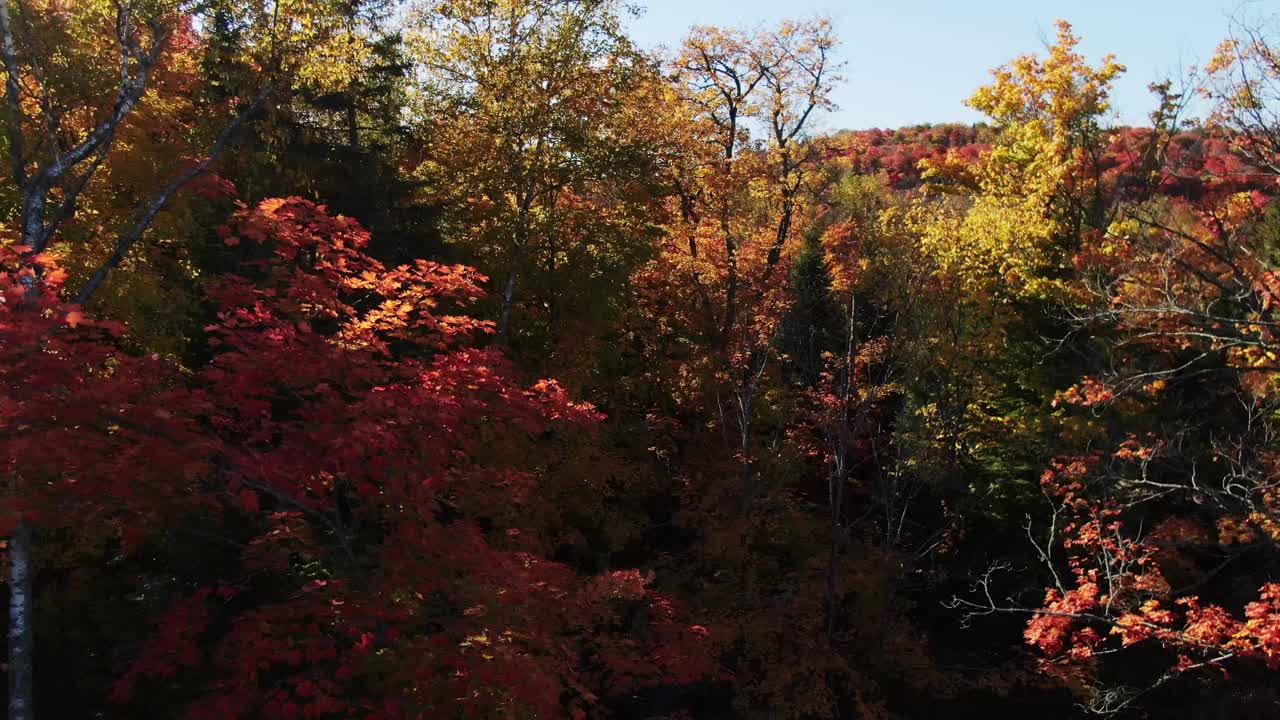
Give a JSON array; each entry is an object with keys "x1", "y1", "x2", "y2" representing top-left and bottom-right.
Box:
[{"x1": 1, "y1": 1, "x2": 1279, "y2": 718}]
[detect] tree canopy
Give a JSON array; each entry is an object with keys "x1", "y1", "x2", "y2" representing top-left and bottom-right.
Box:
[{"x1": 3, "y1": 2, "x2": 1280, "y2": 718}]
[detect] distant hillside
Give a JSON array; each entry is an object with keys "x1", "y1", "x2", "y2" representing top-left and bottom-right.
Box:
[
  {"x1": 833, "y1": 124, "x2": 1277, "y2": 198},
  {"x1": 832, "y1": 124, "x2": 995, "y2": 189}
]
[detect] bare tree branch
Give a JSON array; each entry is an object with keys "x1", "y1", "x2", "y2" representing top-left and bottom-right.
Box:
[{"x1": 74, "y1": 84, "x2": 277, "y2": 305}]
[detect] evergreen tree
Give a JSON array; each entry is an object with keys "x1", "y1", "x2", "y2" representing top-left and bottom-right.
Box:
[{"x1": 780, "y1": 225, "x2": 844, "y2": 386}]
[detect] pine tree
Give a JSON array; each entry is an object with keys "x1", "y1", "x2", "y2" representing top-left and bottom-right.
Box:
[{"x1": 779, "y1": 226, "x2": 844, "y2": 386}]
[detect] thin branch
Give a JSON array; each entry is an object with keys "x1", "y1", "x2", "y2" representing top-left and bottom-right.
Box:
[{"x1": 74, "y1": 84, "x2": 276, "y2": 305}]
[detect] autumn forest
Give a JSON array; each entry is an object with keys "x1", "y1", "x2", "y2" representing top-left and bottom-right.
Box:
[{"x1": 2, "y1": 1, "x2": 1280, "y2": 718}]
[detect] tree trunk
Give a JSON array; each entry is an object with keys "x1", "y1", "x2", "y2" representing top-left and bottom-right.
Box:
[
  {"x1": 497, "y1": 204, "x2": 531, "y2": 347},
  {"x1": 722, "y1": 233, "x2": 738, "y2": 341},
  {"x1": 496, "y1": 268, "x2": 518, "y2": 347},
  {"x1": 8, "y1": 520, "x2": 32, "y2": 720},
  {"x1": 345, "y1": 100, "x2": 359, "y2": 151}
]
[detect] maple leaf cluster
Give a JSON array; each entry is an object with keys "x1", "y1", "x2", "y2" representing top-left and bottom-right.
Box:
[{"x1": 2, "y1": 199, "x2": 713, "y2": 719}]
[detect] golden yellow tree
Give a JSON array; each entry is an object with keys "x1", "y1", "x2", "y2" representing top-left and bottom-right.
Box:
[
  {"x1": 408, "y1": 0, "x2": 662, "y2": 350},
  {"x1": 663, "y1": 18, "x2": 839, "y2": 340},
  {"x1": 885, "y1": 20, "x2": 1126, "y2": 498}
]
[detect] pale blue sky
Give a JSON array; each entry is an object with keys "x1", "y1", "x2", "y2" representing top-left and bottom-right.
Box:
[{"x1": 626, "y1": 0, "x2": 1261, "y2": 130}]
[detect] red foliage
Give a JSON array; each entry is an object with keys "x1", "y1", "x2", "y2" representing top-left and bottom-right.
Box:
[
  {"x1": 1, "y1": 199, "x2": 713, "y2": 718},
  {"x1": 836, "y1": 124, "x2": 991, "y2": 189},
  {"x1": 0, "y1": 242, "x2": 207, "y2": 543},
  {"x1": 1023, "y1": 446, "x2": 1280, "y2": 683}
]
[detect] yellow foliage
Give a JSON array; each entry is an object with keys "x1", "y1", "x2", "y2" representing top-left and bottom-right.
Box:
[{"x1": 914, "y1": 20, "x2": 1124, "y2": 305}]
